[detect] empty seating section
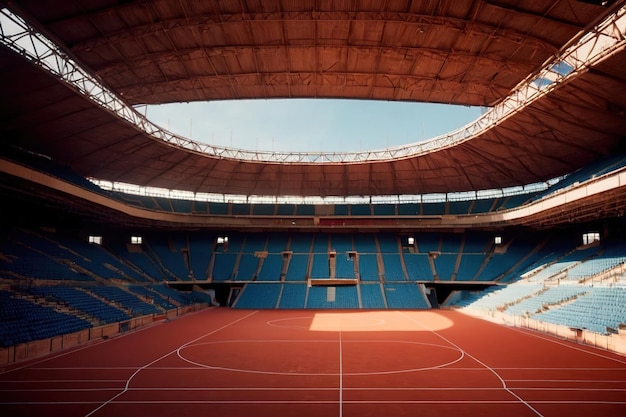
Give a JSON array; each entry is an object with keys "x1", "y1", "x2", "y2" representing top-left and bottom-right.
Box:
[
  {"x1": 231, "y1": 203, "x2": 251, "y2": 215},
  {"x1": 243, "y1": 233, "x2": 267, "y2": 253},
  {"x1": 2, "y1": 150, "x2": 105, "y2": 196},
  {"x1": 397, "y1": 203, "x2": 419, "y2": 215},
  {"x1": 29, "y1": 286, "x2": 130, "y2": 324},
  {"x1": 455, "y1": 284, "x2": 543, "y2": 311},
  {"x1": 350, "y1": 204, "x2": 371, "y2": 215},
  {"x1": 193, "y1": 201, "x2": 208, "y2": 214},
  {"x1": 150, "y1": 284, "x2": 199, "y2": 306},
  {"x1": 331, "y1": 234, "x2": 353, "y2": 252},
  {"x1": 306, "y1": 285, "x2": 359, "y2": 309},
  {"x1": 335, "y1": 254, "x2": 355, "y2": 278},
  {"x1": 471, "y1": 198, "x2": 496, "y2": 213},
  {"x1": 463, "y1": 234, "x2": 490, "y2": 253},
  {"x1": 373, "y1": 204, "x2": 396, "y2": 215},
  {"x1": 285, "y1": 254, "x2": 309, "y2": 281},
  {"x1": 290, "y1": 233, "x2": 314, "y2": 252},
  {"x1": 0, "y1": 290, "x2": 90, "y2": 347},
  {"x1": 188, "y1": 235, "x2": 213, "y2": 280},
  {"x1": 129, "y1": 286, "x2": 177, "y2": 310},
  {"x1": 252, "y1": 204, "x2": 275, "y2": 215},
  {"x1": 209, "y1": 202, "x2": 229, "y2": 215},
  {"x1": 257, "y1": 254, "x2": 284, "y2": 281},
  {"x1": 296, "y1": 205, "x2": 315, "y2": 215},
  {"x1": 211, "y1": 253, "x2": 238, "y2": 281},
  {"x1": 113, "y1": 246, "x2": 163, "y2": 281},
  {"x1": 117, "y1": 193, "x2": 158, "y2": 210},
  {"x1": 0, "y1": 243, "x2": 91, "y2": 281},
  {"x1": 311, "y1": 253, "x2": 329, "y2": 278},
  {"x1": 378, "y1": 234, "x2": 399, "y2": 252},
  {"x1": 266, "y1": 233, "x2": 289, "y2": 253},
  {"x1": 353, "y1": 234, "x2": 377, "y2": 253},
  {"x1": 499, "y1": 238, "x2": 575, "y2": 282},
  {"x1": 12, "y1": 149, "x2": 626, "y2": 221},
  {"x1": 416, "y1": 234, "x2": 439, "y2": 253},
  {"x1": 476, "y1": 237, "x2": 539, "y2": 281},
  {"x1": 3, "y1": 223, "x2": 626, "y2": 345},
  {"x1": 148, "y1": 240, "x2": 189, "y2": 280},
  {"x1": 170, "y1": 198, "x2": 193, "y2": 213},
  {"x1": 235, "y1": 283, "x2": 281, "y2": 309},
  {"x1": 440, "y1": 234, "x2": 463, "y2": 253},
  {"x1": 533, "y1": 287, "x2": 626, "y2": 334},
  {"x1": 358, "y1": 255, "x2": 380, "y2": 281},
  {"x1": 525, "y1": 245, "x2": 601, "y2": 283},
  {"x1": 382, "y1": 253, "x2": 405, "y2": 281},
  {"x1": 89, "y1": 286, "x2": 161, "y2": 316},
  {"x1": 455, "y1": 255, "x2": 484, "y2": 281},
  {"x1": 222, "y1": 233, "x2": 244, "y2": 253},
  {"x1": 236, "y1": 254, "x2": 260, "y2": 280},
  {"x1": 504, "y1": 286, "x2": 587, "y2": 316},
  {"x1": 275, "y1": 204, "x2": 295, "y2": 215},
  {"x1": 403, "y1": 254, "x2": 432, "y2": 281},
  {"x1": 447, "y1": 200, "x2": 472, "y2": 215},
  {"x1": 4, "y1": 230, "x2": 619, "y2": 287},
  {"x1": 383, "y1": 283, "x2": 430, "y2": 309},
  {"x1": 422, "y1": 201, "x2": 446, "y2": 215},
  {"x1": 360, "y1": 284, "x2": 386, "y2": 308},
  {"x1": 313, "y1": 233, "x2": 330, "y2": 253},
  {"x1": 499, "y1": 193, "x2": 533, "y2": 209},
  {"x1": 564, "y1": 243, "x2": 626, "y2": 281},
  {"x1": 532, "y1": 153, "x2": 626, "y2": 201},
  {"x1": 434, "y1": 254, "x2": 458, "y2": 280},
  {"x1": 278, "y1": 284, "x2": 307, "y2": 308},
  {"x1": 334, "y1": 204, "x2": 349, "y2": 215},
  {"x1": 71, "y1": 239, "x2": 149, "y2": 282}
]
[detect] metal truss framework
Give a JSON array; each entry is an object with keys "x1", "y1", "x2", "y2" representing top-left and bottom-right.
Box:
[{"x1": 0, "y1": 5, "x2": 625, "y2": 165}]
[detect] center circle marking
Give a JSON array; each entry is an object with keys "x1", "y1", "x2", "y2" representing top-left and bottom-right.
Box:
[{"x1": 178, "y1": 339, "x2": 463, "y2": 375}]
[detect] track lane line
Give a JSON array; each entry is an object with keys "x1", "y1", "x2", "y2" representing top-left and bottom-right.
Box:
[
  {"x1": 398, "y1": 311, "x2": 545, "y2": 417},
  {"x1": 84, "y1": 309, "x2": 258, "y2": 417}
]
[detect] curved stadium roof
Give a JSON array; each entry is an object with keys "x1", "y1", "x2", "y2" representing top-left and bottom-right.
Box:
[{"x1": 0, "y1": 0, "x2": 625, "y2": 197}]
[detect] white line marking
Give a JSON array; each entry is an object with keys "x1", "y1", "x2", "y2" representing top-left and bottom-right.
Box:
[
  {"x1": 338, "y1": 326, "x2": 343, "y2": 417},
  {"x1": 0, "y1": 307, "x2": 217, "y2": 376},
  {"x1": 0, "y1": 379, "x2": 127, "y2": 383},
  {"x1": 398, "y1": 311, "x2": 545, "y2": 417},
  {"x1": 3, "y1": 400, "x2": 626, "y2": 406},
  {"x1": 506, "y1": 379, "x2": 626, "y2": 383},
  {"x1": 498, "y1": 322, "x2": 626, "y2": 365},
  {"x1": 84, "y1": 309, "x2": 258, "y2": 417},
  {"x1": 3, "y1": 386, "x2": 625, "y2": 393},
  {"x1": 27, "y1": 365, "x2": 623, "y2": 371},
  {"x1": 175, "y1": 339, "x2": 464, "y2": 376}
]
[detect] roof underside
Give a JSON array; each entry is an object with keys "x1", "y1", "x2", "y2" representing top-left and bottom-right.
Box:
[
  {"x1": 9, "y1": 0, "x2": 614, "y2": 107},
  {"x1": 1, "y1": 0, "x2": 625, "y2": 197}
]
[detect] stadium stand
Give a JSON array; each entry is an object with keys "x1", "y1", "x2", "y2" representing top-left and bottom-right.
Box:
[
  {"x1": 383, "y1": 283, "x2": 430, "y2": 309},
  {"x1": 306, "y1": 285, "x2": 359, "y2": 309},
  {"x1": 2, "y1": 2, "x2": 626, "y2": 365},
  {"x1": 358, "y1": 254, "x2": 381, "y2": 281},
  {"x1": 28, "y1": 286, "x2": 131, "y2": 324},
  {"x1": 360, "y1": 283, "x2": 387, "y2": 309},
  {"x1": 453, "y1": 238, "x2": 626, "y2": 335},
  {"x1": 235, "y1": 283, "x2": 282, "y2": 309},
  {"x1": 278, "y1": 284, "x2": 308, "y2": 309},
  {"x1": 257, "y1": 254, "x2": 285, "y2": 281},
  {"x1": 285, "y1": 254, "x2": 309, "y2": 281},
  {"x1": 0, "y1": 290, "x2": 91, "y2": 347}
]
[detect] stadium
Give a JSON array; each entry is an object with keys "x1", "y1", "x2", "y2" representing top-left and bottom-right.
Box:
[{"x1": 1, "y1": 1, "x2": 626, "y2": 416}]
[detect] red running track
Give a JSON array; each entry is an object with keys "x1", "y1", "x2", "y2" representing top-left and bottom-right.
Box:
[{"x1": 0, "y1": 308, "x2": 625, "y2": 417}]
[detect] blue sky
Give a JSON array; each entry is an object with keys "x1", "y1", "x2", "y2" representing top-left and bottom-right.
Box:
[{"x1": 144, "y1": 99, "x2": 483, "y2": 153}]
